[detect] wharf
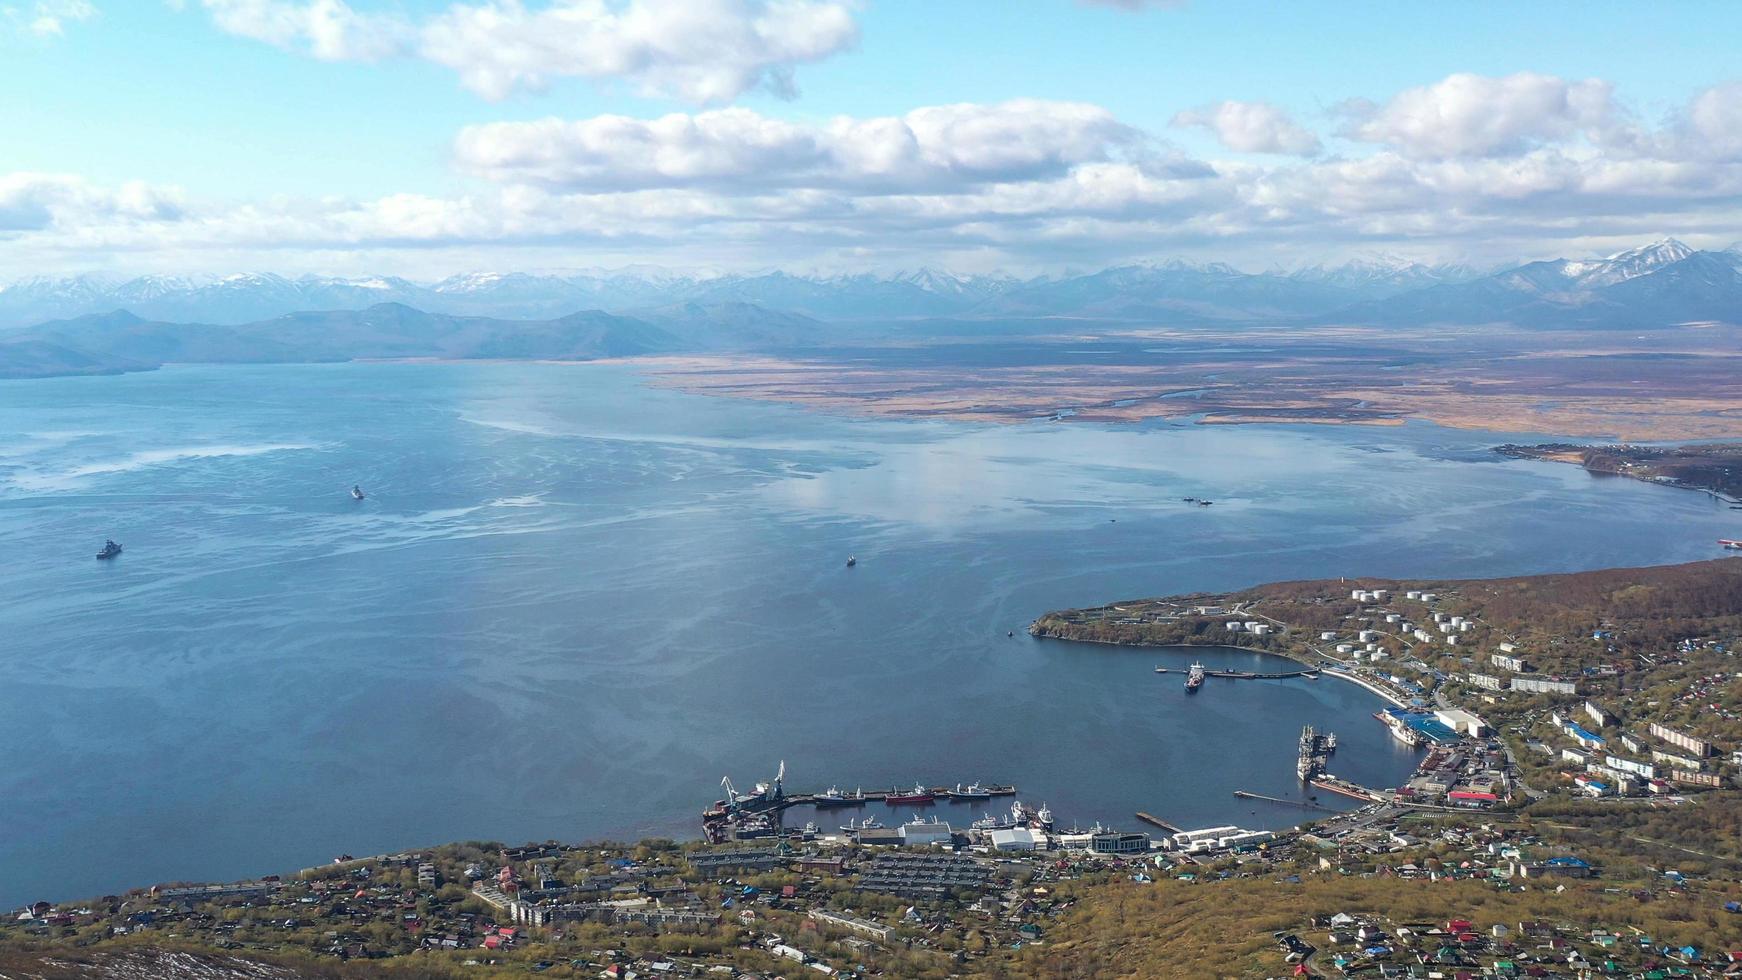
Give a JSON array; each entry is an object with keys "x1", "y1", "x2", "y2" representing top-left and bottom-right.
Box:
[
  {"x1": 1310, "y1": 776, "x2": 1389, "y2": 803},
  {"x1": 1134, "y1": 812, "x2": 1183, "y2": 833},
  {"x1": 1233, "y1": 790, "x2": 1338, "y2": 813},
  {"x1": 1153, "y1": 667, "x2": 1320, "y2": 680},
  {"x1": 704, "y1": 783, "x2": 1018, "y2": 842}
]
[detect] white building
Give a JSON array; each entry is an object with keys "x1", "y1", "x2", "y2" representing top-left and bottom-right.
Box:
[{"x1": 989, "y1": 828, "x2": 1039, "y2": 852}]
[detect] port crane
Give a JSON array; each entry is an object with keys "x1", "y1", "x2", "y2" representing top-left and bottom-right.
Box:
[{"x1": 752, "y1": 760, "x2": 786, "y2": 801}]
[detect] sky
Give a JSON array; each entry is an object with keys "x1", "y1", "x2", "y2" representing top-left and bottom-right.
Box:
[{"x1": 2, "y1": 0, "x2": 1741, "y2": 279}]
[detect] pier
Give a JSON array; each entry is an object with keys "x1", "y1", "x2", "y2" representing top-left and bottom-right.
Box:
[
  {"x1": 1134, "y1": 812, "x2": 1183, "y2": 833},
  {"x1": 702, "y1": 772, "x2": 1019, "y2": 842},
  {"x1": 1233, "y1": 790, "x2": 1338, "y2": 813},
  {"x1": 1154, "y1": 667, "x2": 1321, "y2": 680},
  {"x1": 1310, "y1": 776, "x2": 1388, "y2": 803}
]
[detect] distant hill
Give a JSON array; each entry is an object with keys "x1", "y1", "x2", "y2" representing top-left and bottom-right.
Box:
[{"x1": 0, "y1": 303, "x2": 690, "y2": 379}]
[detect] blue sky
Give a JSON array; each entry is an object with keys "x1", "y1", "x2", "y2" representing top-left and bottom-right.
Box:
[{"x1": 3, "y1": 0, "x2": 1741, "y2": 277}]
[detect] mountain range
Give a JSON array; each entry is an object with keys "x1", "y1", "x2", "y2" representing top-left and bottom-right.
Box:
[
  {"x1": 3, "y1": 239, "x2": 1740, "y2": 379},
  {"x1": 0, "y1": 257, "x2": 1487, "y2": 329}
]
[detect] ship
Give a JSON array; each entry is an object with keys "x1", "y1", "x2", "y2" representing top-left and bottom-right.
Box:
[
  {"x1": 971, "y1": 811, "x2": 1016, "y2": 831},
  {"x1": 1323, "y1": 732, "x2": 1337, "y2": 753},
  {"x1": 846, "y1": 555, "x2": 857, "y2": 567},
  {"x1": 1297, "y1": 725, "x2": 1316, "y2": 780},
  {"x1": 1184, "y1": 662, "x2": 1206, "y2": 692},
  {"x1": 1721, "y1": 539, "x2": 1742, "y2": 550},
  {"x1": 951, "y1": 782, "x2": 991, "y2": 800},
  {"x1": 840, "y1": 815, "x2": 884, "y2": 833},
  {"x1": 351, "y1": 484, "x2": 366, "y2": 500},
  {"x1": 812, "y1": 786, "x2": 865, "y2": 808},
  {"x1": 96, "y1": 539, "x2": 123, "y2": 560},
  {"x1": 885, "y1": 782, "x2": 934, "y2": 805}
]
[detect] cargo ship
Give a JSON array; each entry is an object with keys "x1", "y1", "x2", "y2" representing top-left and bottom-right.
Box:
[
  {"x1": 885, "y1": 783, "x2": 934, "y2": 805},
  {"x1": 1184, "y1": 662, "x2": 1206, "y2": 693}
]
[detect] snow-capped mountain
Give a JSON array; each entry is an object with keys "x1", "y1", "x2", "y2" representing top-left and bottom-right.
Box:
[
  {"x1": 3, "y1": 239, "x2": 1736, "y2": 330},
  {"x1": 1286, "y1": 255, "x2": 1485, "y2": 296},
  {"x1": 1328, "y1": 238, "x2": 1742, "y2": 328}
]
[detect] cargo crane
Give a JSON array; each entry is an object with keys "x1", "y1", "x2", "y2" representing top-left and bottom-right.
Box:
[{"x1": 752, "y1": 760, "x2": 786, "y2": 801}]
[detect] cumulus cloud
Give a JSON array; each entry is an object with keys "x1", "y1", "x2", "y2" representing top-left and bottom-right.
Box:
[
  {"x1": 11, "y1": 75, "x2": 1742, "y2": 273},
  {"x1": 1172, "y1": 100, "x2": 1321, "y2": 156},
  {"x1": 1338, "y1": 71, "x2": 1617, "y2": 159},
  {"x1": 185, "y1": 0, "x2": 859, "y2": 103},
  {"x1": 453, "y1": 101, "x2": 1141, "y2": 192},
  {"x1": 5, "y1": 0, "x2": 97, "y2": 38},
  {"x1": 0, "y1": 173, "x2": 183, "y2": 232}
]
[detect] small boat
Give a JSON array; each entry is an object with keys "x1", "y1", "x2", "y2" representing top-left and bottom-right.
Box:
[
  {"x1": 845, "y1": 555, "x2": 857, "y2": 567},
  {"x1": 96, "y1": 539, "x2": 123, "y2": 560},
  {"x1": 1198, "y1": 499, "x2": 1214, "y2": 506},
  {"x1": 350, "y1": 484, "x2": 366, "y2": 501},
  {"x1": 1007, "y1": 630, "x2": 1015, "y2": 637},
  {"x1": 1184, "y1": 662, "x2": 1206, "y2": 693},
  {"x1": 1182, "y1": 497, "x2": 1198, "y2": 503},
  {"x1": 885, "y1": 782, "x2": 934, "y2": 805}
]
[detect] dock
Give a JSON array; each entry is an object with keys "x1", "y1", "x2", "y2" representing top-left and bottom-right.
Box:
[
  {"x1": 1310, "y1": 776, "x2": 1388, "y2": 803},
  {"x1": 1153, "y1": 667, "x2": 1321, "y2": 679},
  {"x1": 703, "y1": 780, "x2": 1018, "y2": 843},
  {"x1": 1134, "y1": 812, "x2": 1183, "y2": 833},
  {"x1": 1233, "y1": 790, "x2": 1338, "y2": 813}
]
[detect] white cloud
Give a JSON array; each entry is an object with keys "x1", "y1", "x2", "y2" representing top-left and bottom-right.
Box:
[
  {"x1": 192, "y1": 0, "x2": 411, "y2": 60},
  {"x1": 453, "y1": 101, "x2": 1140, "y2": 191},
  {"x1": 0, "y1": 173, "x2": 183, "y2": 232},
  {"x1": 186, "y1": 0, "x2": 859, "y2": 103},
  {"x1": 10, "y1": 76, "x2": 1742, "y2": 274},
  {"x1": 1340, "y1": 71, "x2": 1616, "y2": 159},
  {"x1": 5, "y1": 0, "x2": 97, "y2": 38},
  {"x1": 1673, "y1": 81, "x2": 1742, "y2": 162},
  {"x1": 1172, "y1": 100, "x2": 1321, "y2": 156}
]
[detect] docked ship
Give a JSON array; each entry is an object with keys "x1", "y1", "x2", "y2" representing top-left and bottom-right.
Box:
[
  {"x1": 951, "y1": 782, "x2": 991, "y2": 800},
  {"x1": 1323, "y1": 732, "x2": 1337, "y2": 753},
  {"x1": 885, "y1": 783, "x2": 934, "y2": 805},
  {"x1": 971, "y1": 811, "x2": 1016, "y2": 831},
  {"x1": 96, "y1": 539, "x2": 123, "y2": 560},
  {"x1": 351, "y1": 484, "x2": 366, "y2": 500},
  {"x1": 1297, "y1": 725, "x2": 1317, "y2": 780},
  {"x1": 812, "y1": 786, "x2": 865, "y2": 808},
  {"x1": 1373, "y1": 710, "x2": 1426, "y2": 747},
  {"x1": 1184, "y1": 662, "x2": 1206, "y2": 693},
  {"x1": 840, "y1": 815, "x2": 883, "y2": 833}
]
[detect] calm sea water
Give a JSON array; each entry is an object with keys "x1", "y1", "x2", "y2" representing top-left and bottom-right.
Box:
[{"x1": 1, "y1": 362, "x2": 1732, "y2": 903}]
